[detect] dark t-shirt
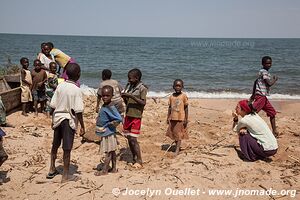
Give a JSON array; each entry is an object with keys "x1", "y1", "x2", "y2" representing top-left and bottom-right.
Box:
[
  {"x1": 125, "y1": 82, "x2": 147, "y2": 118},
  {"x1": 31, "y1": 69, "x2": 47, "y2": 91}
]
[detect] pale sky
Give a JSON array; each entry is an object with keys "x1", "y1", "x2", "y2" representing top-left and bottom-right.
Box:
[{"x1": 0, "y1": 0, "x2": 300, "y2": 38}]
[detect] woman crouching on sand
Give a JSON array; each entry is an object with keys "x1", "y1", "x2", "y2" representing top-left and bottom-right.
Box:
[{"x1": 232, "y1": 99, "x2": 278, "y2": 161}]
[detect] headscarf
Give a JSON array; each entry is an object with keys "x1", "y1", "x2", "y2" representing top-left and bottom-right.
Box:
[{"x1": 238, "y1": 99, "x2": 251, "y2": 114}]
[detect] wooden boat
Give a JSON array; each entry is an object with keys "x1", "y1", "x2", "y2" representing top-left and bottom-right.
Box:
[{"x1": 0, "y1": 73, "x2": 21, "y2": 113}]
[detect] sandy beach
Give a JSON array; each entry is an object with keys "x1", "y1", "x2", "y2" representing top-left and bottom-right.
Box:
[{"x1": 0, "y1": 96, "x2": 299, "y2": 200}]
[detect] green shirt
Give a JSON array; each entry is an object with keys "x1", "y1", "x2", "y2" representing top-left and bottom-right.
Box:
[{"x1": 125, "y1": 82, "x2": 147, "y2": 118}]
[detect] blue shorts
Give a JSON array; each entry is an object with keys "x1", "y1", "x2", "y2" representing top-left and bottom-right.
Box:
[{"x1": 32, "y1": 90, "x2": 47, "y2": 102}]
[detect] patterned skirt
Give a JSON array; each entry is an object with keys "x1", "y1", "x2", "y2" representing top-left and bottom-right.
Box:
[
  {"x1": 100, "y1": 134, "x2": 118, "y2": 153},
  {"x1": 166, "y1": 120, "x2": 188, "y2": 141}
]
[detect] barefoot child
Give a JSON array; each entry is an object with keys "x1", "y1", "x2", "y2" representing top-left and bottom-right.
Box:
[
  {"x1": 166, "y1": 79, "x2": 189, "y2": 155},
  {"x1": 47, "y1": 63, "x2": 85, "y2": 182},
  {"x1": 122, "y1": 68, "x2": 147, "y2": 168},
  {"x1": 250, "y1": 56, "x2": 278, "y2": 137},
  {"x1": 31, "y1": 59, "x2": 47, "y2": 116},
  {"x1": 45, "y1": 62, "x2": 58, "y2": 118},
  {"x1": 95, "y1": 85, "x2": 122, "y2": 176},
  {"x1": 20, "y1": 57, "x2": 33, "y2": 116}
]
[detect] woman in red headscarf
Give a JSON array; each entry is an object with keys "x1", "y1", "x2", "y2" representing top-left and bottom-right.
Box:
[{"x1": 232, "y1": 99, "x2": 278, "y2": 161}]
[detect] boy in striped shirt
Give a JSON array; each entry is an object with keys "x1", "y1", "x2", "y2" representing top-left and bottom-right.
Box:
[{"x1": 250, "y1": 56, "x2": 278, "y2": 137}]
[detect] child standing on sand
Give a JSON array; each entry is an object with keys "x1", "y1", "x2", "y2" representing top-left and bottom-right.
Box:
[
  {"x1": 45, "y1": 62, "x2": 58, "y2": 118},
  {"x1": 95, "y1": 85, "x2": 122, "y2": 176},
  {"x1": 31, "y1": 59, "x2": 47, "y2": 116},
  {"x1": 166, "y1": 79, "x2": 189, "y2": 155},
  {"x1": 20, "y1": 57, "x2": 33, "y2": 116},
  {"x1": 122, "y1": 68, "x2": 147, "y2": 169},
  {"x1": 250, "y1": 56, "x2": 278, "y2": 137},
  {"x1": 47, "y1": 63, "x2": 85, "y2": 183}
]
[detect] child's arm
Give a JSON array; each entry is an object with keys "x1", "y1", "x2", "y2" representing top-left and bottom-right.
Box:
[
  {"x1": 167, "y1": 105, "x2": 171, "y2": 124},
  {"x1": 96, "y1": 95, "x2": 101, "y2": 113},
  {"x1": 100, "y1": 107, "x2": 122, "y2": 129},
  {"x1": 121, "y1": 93, "x2": 146, "y2": 106},
  {"x1": 107, "y1": 106, "x2": 123, "y2": 126},
  {"x1": 184, "y1": 105, "x2": 188, "y2": 127},
  {"x1": 40, "y1": 64, "x2": 49, "y2": 71},
  {"x1": 261, "y1": 70, "x2": 278, "y2": 87},
  {"x1": 49, "y1": 81, "x2": 57, "y2": 90},
  {"x1": 264, "y1": 75, "x2": 278, "y2": 87},
  {"x1": 57, "y1": 66, "x2": 61, "y2": 75},
  {"x1": 76, "y1": 112, "x2": 85, "y2": 136},
  {"x1": 37, "y1": 72, "x2": 48, "y2": 87}
]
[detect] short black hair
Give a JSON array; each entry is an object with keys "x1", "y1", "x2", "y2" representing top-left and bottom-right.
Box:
[
  {"x1": 20, "y1": 57, "x2": 28, "y2": 64},
  {"x1": 47, "y1": 42, "x2": 54, "y2": 49},
  {"x1": 66, "y1": 63, "x2": 81, "y2": 81},
  {"x1": 49, "y1": 62, "x2": 57, "y2": 67},
  {"x1": 41, "y1": 42, "x2": 46, "y2": 49},
  {"x1": 173, "y1": 79, "x2": 184, "y2": 86},
  {"x1": 128, "y1": 68, "x2": 142, "y2": 81},
  {"x1": 33, "y1": 59, "x2": 41, "y2": 65},
  {"x1": 262, "y1": 56, "x2": 272, "y2": 64},
  {"x1": 102, "y1": 85, "x2": 114, "y2": 95},
  {"x1": 102, "y1": 69, "x2": 112, "y2": 80}
]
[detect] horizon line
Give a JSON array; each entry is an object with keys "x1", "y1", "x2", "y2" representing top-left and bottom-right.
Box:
[{"x1": 0, "y1": 32, "x2": 299, "y2": 39}]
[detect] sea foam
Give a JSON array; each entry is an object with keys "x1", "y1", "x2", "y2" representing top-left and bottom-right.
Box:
[{"x1": 80, "y1": 84, "x2": 300, "y2": 100}]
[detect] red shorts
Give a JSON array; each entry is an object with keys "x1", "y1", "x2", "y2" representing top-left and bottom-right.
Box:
[
  {"x1": 123, "y1": 116, "x2": 141, "y2": 137},
  {"x1": 252, "y1": 95, "x2": 276, "y2": 118}
]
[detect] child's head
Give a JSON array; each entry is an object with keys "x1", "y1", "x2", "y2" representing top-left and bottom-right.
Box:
[
  {"x1": 101, "y1": 85, "x2": 114, "y2": 105},
  {"x1": 102, "y1": 69, "x2": 112, "y2": 81},
  {"x1": 42, "y1": 43, "x2": 51, "y2": 56},
  {"x1": 173, "y1": 79, "x2": 184, "y2": 94},
  {"x1": 49, "y1": 62, "x2": 57, "y2": 74},
  {"x1": 33, "y1": 59, "x2": 42, "y2": 71},
  {"x1": 47, "y1": 42, "x2": 54, "y2": 50},
  {"x1": 262, "y1": 56, "x2": 272, "y2": 70},
  {"x1": 20, "y1": 57, "x2": 29, "y2": 69},
  {"x1": 40, "y1": 42, "x2": 46, "y2": 49},
  {"x1": 128, "y1": 68, "x2": 142, "y2": 85},
  {"x1": 66, "y1": 63, "x2": 81, "y2": 82}
]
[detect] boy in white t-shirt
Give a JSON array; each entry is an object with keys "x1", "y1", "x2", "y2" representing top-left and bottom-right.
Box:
[{"x1": 46, "y1": 63, "x2": 85, "y2": 183}]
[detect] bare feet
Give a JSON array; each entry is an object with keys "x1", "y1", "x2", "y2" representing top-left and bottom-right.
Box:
[
  {"x1": 94, "y1": 171, "x2": 108, "y2": 176},
  {"x1": 108, "y1": 168, "x2": 118, "y2": 173},
  {"x1": 128, "y1": 163, "x2": 143, "y2": 169},
  {"x1": 61, "y1": 175, "x2": 79, "y2": 183},
  {"x1": 0, "y1": 123, "x2": 15, "y2": 128},
  {"x1": 22, "y1": 112, "x2": 28, "y2": 116}
]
